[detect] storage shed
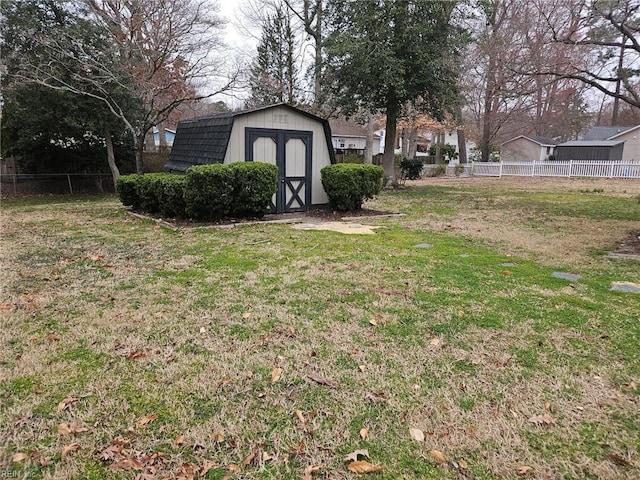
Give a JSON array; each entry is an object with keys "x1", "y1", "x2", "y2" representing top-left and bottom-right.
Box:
[
  {"x1": 166, "y1": 103, "x2": 335, "y2": 213},
  {"x1": 555, "y1": 141, "x2": 625, "y2": 161}
]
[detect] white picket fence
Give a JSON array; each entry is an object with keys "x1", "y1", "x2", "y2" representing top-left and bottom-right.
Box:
[{"x1": 431, "y1": 160, "x2": 640, "y2": 179}]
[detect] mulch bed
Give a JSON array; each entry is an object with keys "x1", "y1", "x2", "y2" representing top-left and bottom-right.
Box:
[{"x1": 612, "y1": 230, "x2": 640, "y2": 256}]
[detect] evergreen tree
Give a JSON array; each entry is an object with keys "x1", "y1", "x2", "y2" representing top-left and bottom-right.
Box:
[
  {"x1": 323, "y1": 0, "x2": 467, "y2": 182},
  {"x1": 247, "y1": 4, "x2": 299, "y2": 107}
]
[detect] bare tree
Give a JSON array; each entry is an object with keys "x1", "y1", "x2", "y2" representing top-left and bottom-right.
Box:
[
  {"x1": 537, "y1": 0, "x2": 640, "y2": 110},
  {"x1": 13, "y1": 0, "x2": 237, "y2": 174}
]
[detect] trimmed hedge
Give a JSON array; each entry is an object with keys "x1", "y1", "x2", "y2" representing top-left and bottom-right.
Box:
[
  {"x1": 116, "y1": 162, "x2": 278, "y2": 221},
  {"x1": 184, "y1": 164, "x2": 235, "y2": 220},
  {"x1": 228, "y1": 162, "x2": 278, "y2": 218},
  {"x1": 399, "y1": 158, "x2": 423, "y2": 180},
  {"x1": 320, "y1": 163, "x2": 384, "y2": 211}
]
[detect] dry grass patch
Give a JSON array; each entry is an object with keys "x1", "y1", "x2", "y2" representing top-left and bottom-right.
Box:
[{"x1": 1, "y1": 191, "x2": 639, "y2": 479}]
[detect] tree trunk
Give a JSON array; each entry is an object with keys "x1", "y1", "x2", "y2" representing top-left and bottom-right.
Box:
[
  {"x1": 382, "y1": 102, "x2": 399, "y2": 184},
  {"x1": 365, "y1": 114, "x2": 374, "y2": 164},
  {"x1": 145, "y1": 129, "x2": 156, "y2": 152},
  {"x1": 135, "y1": 133, "x2": 145, "y2": 174},
  {"x1": 158, "y1": 123, "x2": 168, "y2": 152},
  {"x1": 457, "y1": 127, "x2": 467, "y2": 164},
  {"x1": 313, "y1": 0, "x2": 322, "y2": 105},
  {"x1": 105, "y1": 127, "x2": 120, "y2": 185},
  {"x1": 408, "y1": 127, "x2": 418, "y2": 159},
  {"x1": 401, "y1": 127, "x2": 409, "y2": 157}
]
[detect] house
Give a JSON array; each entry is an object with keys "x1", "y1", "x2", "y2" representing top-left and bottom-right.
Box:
[
  {"x1": 330, "y1": 119, "x2": 381, "y2": 157},
  {"x1": 166, "y1": 103, "x2": 335, "y2": 213},
  {"x1": 579, "y1": 125, "x2": 639, "y2": 162},
  {"x1": 153, "y1": 127, "x2": 176, "y2": 148},
  {"x1": 500, "y1": 135, "x2": 558, "y2": 162},
  {"x1": 555, "y1": 141, "x2": 625, "y2": 161}
]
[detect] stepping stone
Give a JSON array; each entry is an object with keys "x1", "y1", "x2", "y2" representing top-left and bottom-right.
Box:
[
  {"x1": 552, "y1": 272, "x2": 581, "y2": 282},
  {"x1": 459, "y1": 254, "x2": 470, "y2": 258},
  {"x1": 415, "y1": 243, "x2": 433, "y2": 248},
  {"x1": 610, "y1": 282, "x2": 640, "y2": 293},
  {"x1": 501, "y1": 262, "x2": 517, "y2": 267}
]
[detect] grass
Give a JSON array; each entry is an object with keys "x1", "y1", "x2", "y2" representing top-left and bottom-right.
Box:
[{"x1": 1, "y1": 177, "x2": 639, "y2": 479}]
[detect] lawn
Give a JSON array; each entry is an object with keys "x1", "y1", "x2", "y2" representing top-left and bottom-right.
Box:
[{"x1": 1, "y1": 177, "x2": 639, "y2": 480}]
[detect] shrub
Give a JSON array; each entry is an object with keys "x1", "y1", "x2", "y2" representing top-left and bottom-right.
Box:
[
  {"x1": 399, "y1": 158, "x2": 423, "y2": 180},
  {"x1": 321, "y1": 163, "x2": 384, "y2": 211},
  {"x1": 157, "y1": 174, "x2": 187, "y2": 218},
  {"x1": 116, "y1": 174, "x2": 142, "y2": 208},
  {"x1": 136, "y1": 173, "x2": 167, "y2": 214},
  {"x1": 228, "y1": 162, "x2": 278, "y2": 218},
  {"x1": 428, "y1": 143, "x2": 458, "y2": 163},
  {"x1": 184, "y1": 164, "x2": 235, "y2": 220}
]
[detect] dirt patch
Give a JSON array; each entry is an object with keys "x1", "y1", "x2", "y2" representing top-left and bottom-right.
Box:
[{"x1": 612, "y1": 230, "x2": 640, "y2": 256}]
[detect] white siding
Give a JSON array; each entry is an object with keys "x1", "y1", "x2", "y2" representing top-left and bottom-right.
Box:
[
  {"x1": 224, "y1": 106, "x2": 332, "y2": 205},
  {"x1": 615, "y1": 130, "x2": 640, "y2": 162}
]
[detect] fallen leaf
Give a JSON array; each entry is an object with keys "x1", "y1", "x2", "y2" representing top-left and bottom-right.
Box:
[
  {"x1": 307, "y1": 372, "x2": 340, "y2": 388},
  {"x1": 262, "y1": 452, "x2": 273, "y2": 462},
  {"x1": 429, "y1": 337, "x2": 440, "y2": 346},
  {"x1": 528, "y1": 413, "x2": 555, "y2": 426},
  {"x1": 501, "y1": 270, "x2": 512, "y2": 275},
  {"x1": 344, "y1": 449, "x2": 370, "y2": 462},
  {"x1": 39, "y1": 456, "x2": 54, "y2": 467},
  {"x1": 409, "y1": 427, "x2": 425, "y2": 442},
  {"x1": 214, "y1": 430, "x2": 225, "y2": 443},
  {"x1": 242, "y1": 312, "x2": 251, "y2": 319},
  {"x1": 369, "y1": 318, "x2": 378, "y2": 326},
  {"x1": 12, "y1": 452, "x2": 28, "y2": 463},
  {"x1": 109, "y1": 458, "x2": 143, "y2": 471},
  {"x1": 200, "y1": 326, "x2": 207, "y2": 333},
  {"x1": 459, "y1": 459, "x2": 468, "y2": 469},
  {"x1": 200, "y1": 461, "x2": 217, "y2": 476},
  {"x1": 360, "y1": 428, "x2": 368, "y2": 440},
  {"x1": 303, "y1": 465, "x2": 321, "y2": 480},
  {"x1": 56, "y1": 397, "x2": 79, "y2": 412},
  {"x1": 358, "y1": 364, "x2": 367, "y2": 372},
  {"x1": 516, "y1": 466, "x2": 534, "y2": 476},
  {"x1": 429, "y1": 450, "x2": 446, "y2": 464},
  {"x1": 271, "y1": 367, "x2": 283, "y2": 383},
  {"x1": 127, "y1": 350, "x2": 146, "y2": 361},
  {"x1": 174, "y1": 434, "x2": 185, "y2": 445},
  {"x1": 365, "y1": 391, "x2": 387, "y2": 403},
  {"x1": 61, "y1": 443, "x2": 81, "y2": 458},
  {"x1": 347, "y1": 460, "x2": 383, "y2": 473},
  {"x1": 242, "y1": 450, "x2": 257, "y2": 467},
  {"x1": 295, "y1": 410, "x2": 306, "y2": 424},
  {"x1": 136, "y1": 415, "x2": 158, "y2": 426},
  {"x1": 227, "y1": 463, "x2": 241, "y2": 472},
  {"x1": 57, "y1": 423, "x2": 89, "y2": 435}
]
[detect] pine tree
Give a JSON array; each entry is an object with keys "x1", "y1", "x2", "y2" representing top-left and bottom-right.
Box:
[{"x1": 247, "y1": 4, "x2": 299, "y2": 107}]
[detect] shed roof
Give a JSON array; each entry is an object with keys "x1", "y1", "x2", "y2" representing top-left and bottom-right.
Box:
[
  {"x1": 166, "y1": 103, "x2": 335, "y2": 171},
  {"x1": 581, "y1": 126, "x2": 635, "y2": 141},
  {"x1": 557, "y1": 140, "x2": 624, "y2": 147},
  {"x1": 500, "y1": 135, "x2": 558, "y2": 147},
  {"x1": 330, "y1": 119, "x2": 381, "y2": 139}
]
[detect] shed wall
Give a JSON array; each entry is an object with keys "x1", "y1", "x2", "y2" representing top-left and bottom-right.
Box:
[
  {"x1": 500, "y1": 139, "x2": 545, "y2": 162},
  {"x1": 224, "y1": 106, "x2": 331, "y2": 205},
  {"x1": 556, "y1": 145, "x2": 622, "y2": 161}
]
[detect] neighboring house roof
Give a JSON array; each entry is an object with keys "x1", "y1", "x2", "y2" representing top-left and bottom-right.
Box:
[
  {"x1": 581, "y1": 126, "x2": 635, "y2": 141},
  {"x1": 330, "y1": 119, "x2": 380, "y2": 139},
  {"x1": 557, "y1": 140, "x2": 624, "y2": 147},
  {"x1": 500, "y1": 135, "x2": 558, "y2": 147},
  {"x1": 609, "y1": 124, "x2": 640, "y2": 140},
  {"x1": 166, "y1": 103, "x2": 335, "y2": 171}
]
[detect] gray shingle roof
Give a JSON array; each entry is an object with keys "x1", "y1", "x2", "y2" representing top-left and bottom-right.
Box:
[
  {"x1": 581, "y1": 126, "x2": 635, "y2": 141},
  {"x1": 165, "y1": 113, "x2": 234, "y2": 171},
  {"x1": 525, "y1": 135, "x2": 559, "y2": 145}
]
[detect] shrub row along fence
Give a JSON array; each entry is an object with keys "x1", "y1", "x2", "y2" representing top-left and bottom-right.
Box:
[{"x1": 422, "y1": 160, "x2": 640, "y2": 179}]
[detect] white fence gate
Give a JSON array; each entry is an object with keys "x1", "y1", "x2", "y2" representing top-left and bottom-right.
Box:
[{"x1": 433, "y1": 161, "x2": 640, "y2": 179}]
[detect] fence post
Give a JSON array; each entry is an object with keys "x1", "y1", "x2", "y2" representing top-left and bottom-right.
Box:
[
  {"x1": 499, "y1": 161, "x2": 503, "y2": 178},
  {"x1": 568, "y1": 160, "x2": 573, "y2": 178},
  {"x1": 67, "y1": 174, "x2": 74, "y2": 195},
  {"x1": 609, "y1": 162, "x2": 615, "y2": 178},
  {"x1": 532, "y1": 161, "x2": 536, "y2": 177},
  {"x1": 13, "y1": 174, "x2": 17, "y2": 195}
]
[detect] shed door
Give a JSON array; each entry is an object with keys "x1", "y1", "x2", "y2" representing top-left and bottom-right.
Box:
[{"x1": 246, "y1": 128, "x2": 313, "y2": 213}]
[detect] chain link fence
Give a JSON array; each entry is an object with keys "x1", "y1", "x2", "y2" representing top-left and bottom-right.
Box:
[{"x1": 0, "y1": 173, "x2": 115, "y2": 196}]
